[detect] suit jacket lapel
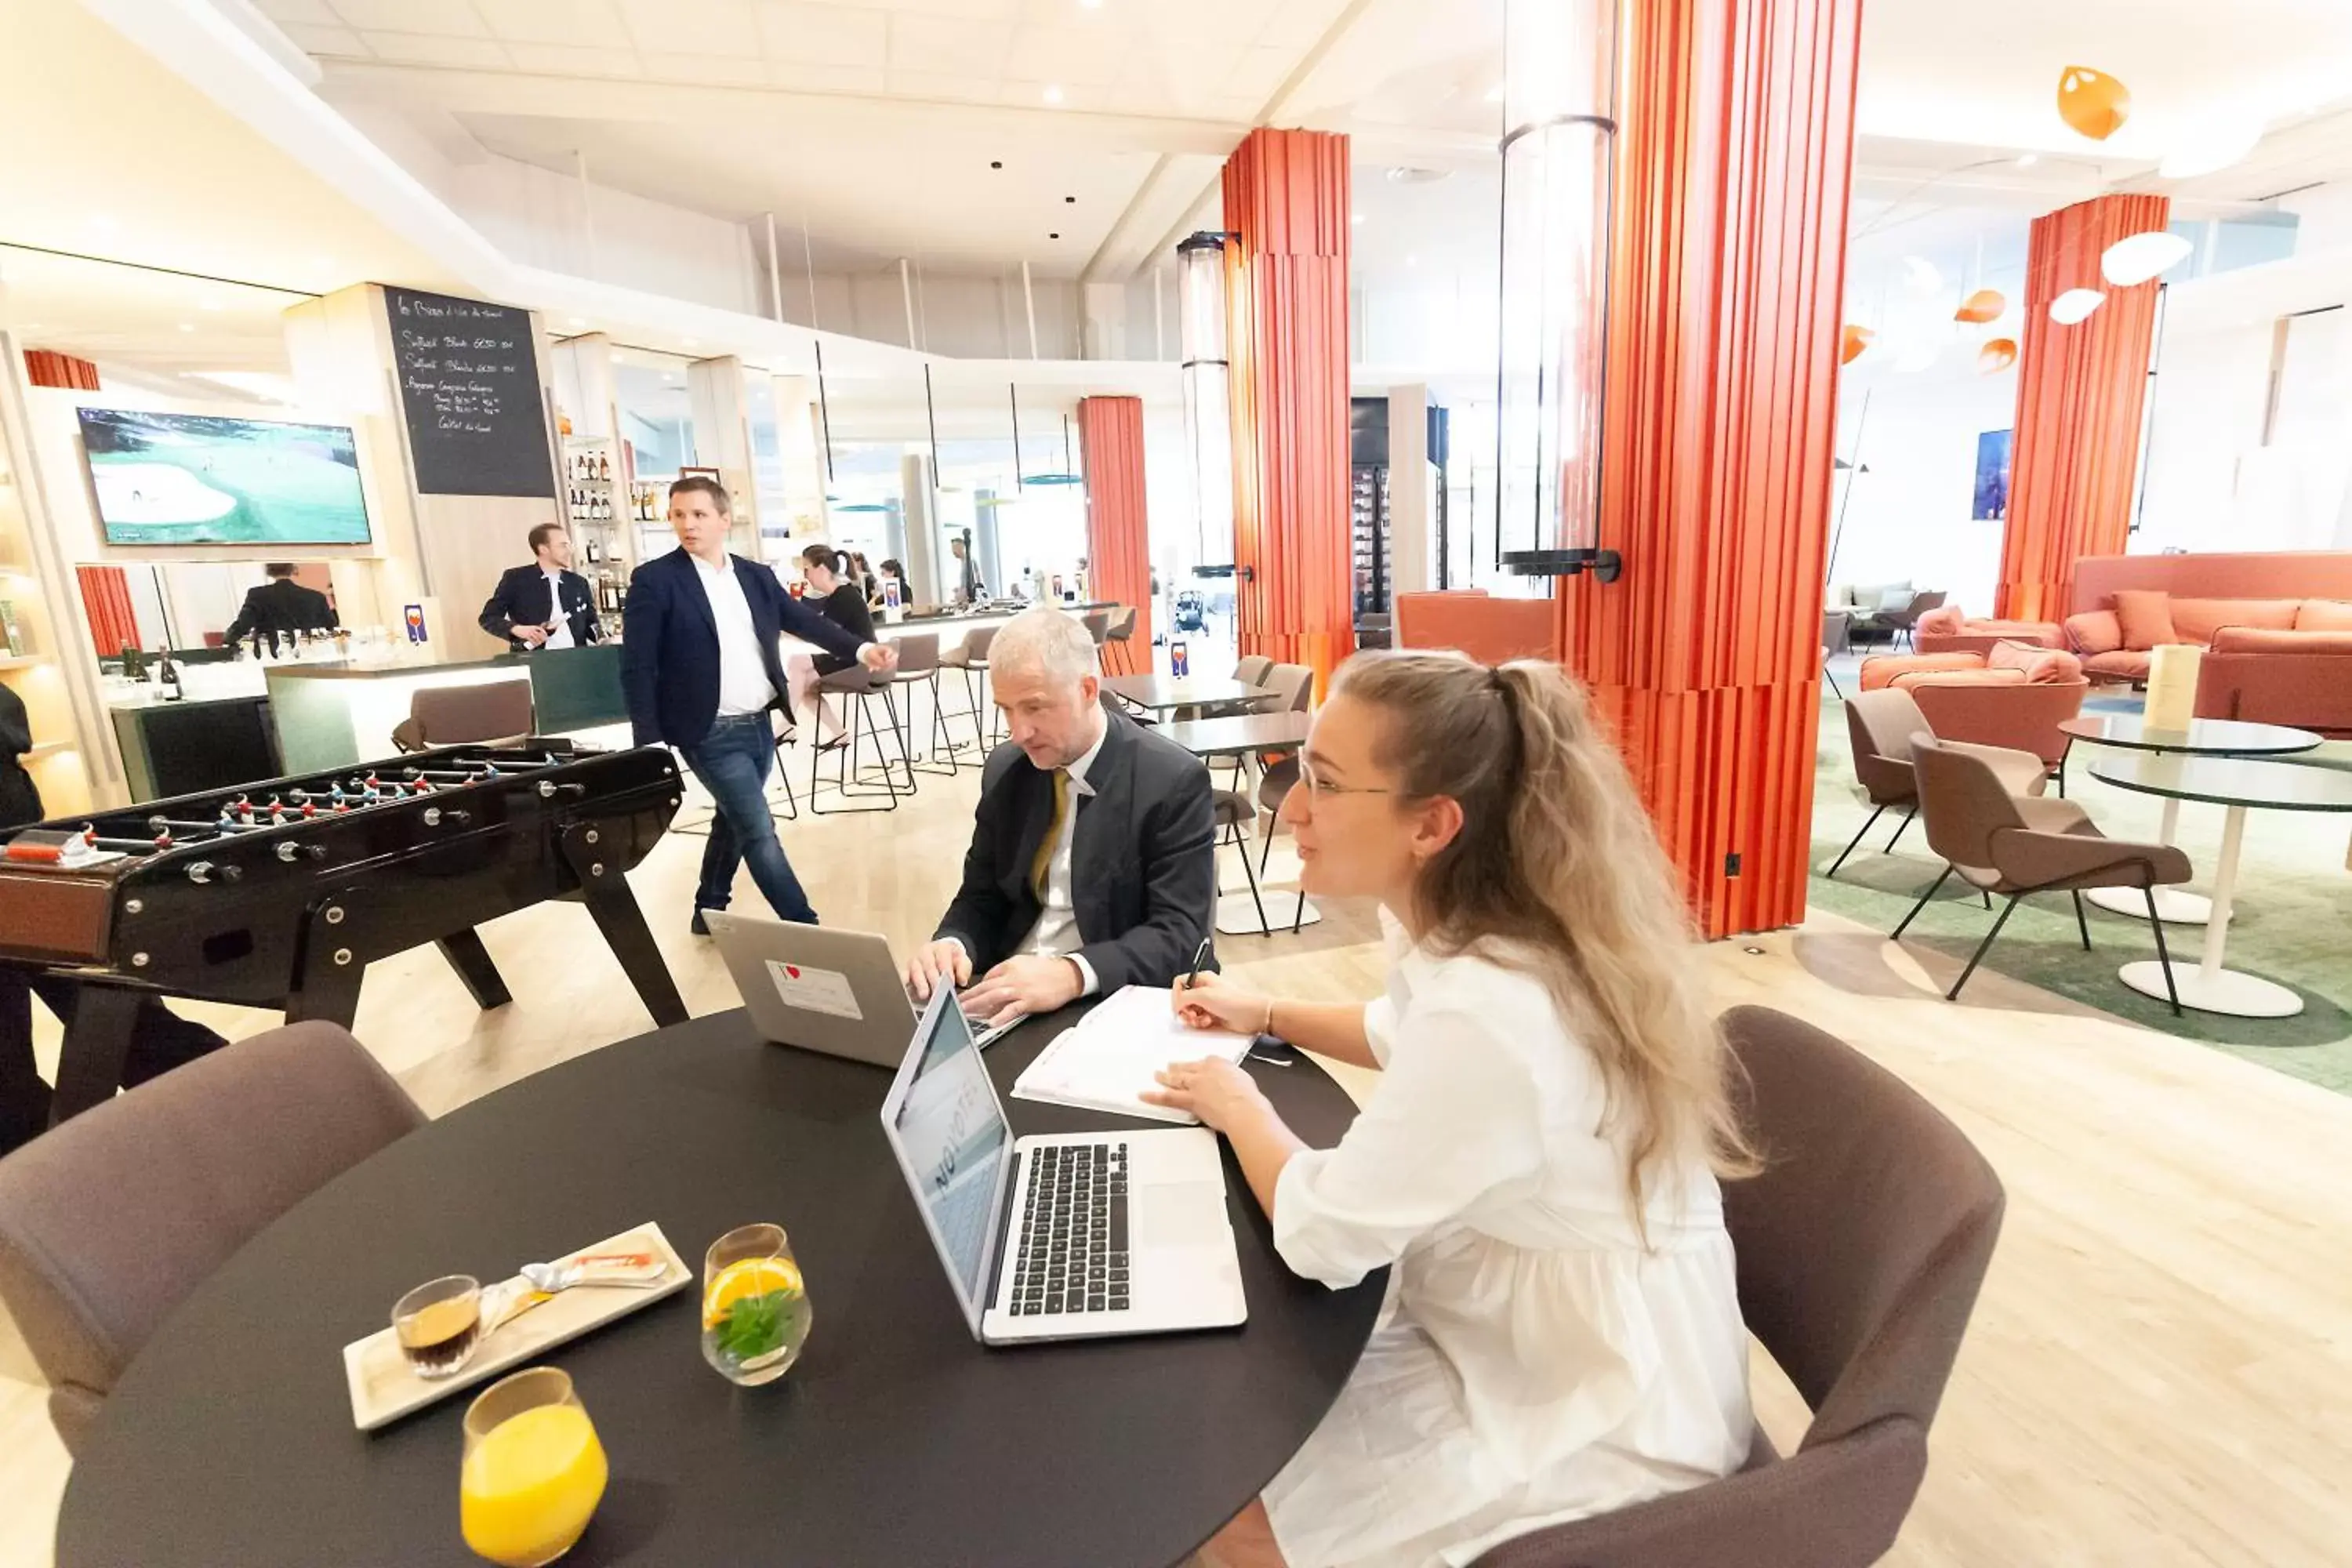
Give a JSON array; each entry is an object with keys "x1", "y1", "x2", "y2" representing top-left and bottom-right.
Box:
[
  {"x1": 1002, "y1": 762, "x2": 1057, "y2": 909},
  {"x1": 1069, "y1": 717, "x2": 1132, "y2": 937},
  {"x1": 673, "y1": 550, "x2": 717, "y2": 641}
]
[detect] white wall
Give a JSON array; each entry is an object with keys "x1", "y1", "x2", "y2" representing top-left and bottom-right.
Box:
[{"x1": 1827, "y1": 366, "x2": 2016, "y2": 612}]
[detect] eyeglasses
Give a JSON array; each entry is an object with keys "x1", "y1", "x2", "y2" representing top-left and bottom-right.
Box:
[{"x1": 1297, "y1": 763, "x2": 1392, "y2": 800}]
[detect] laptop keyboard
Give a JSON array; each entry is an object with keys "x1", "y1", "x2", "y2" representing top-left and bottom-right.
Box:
[{"x1": 1007, "y1": 1143, "x2": 1131, "y2": 1316}]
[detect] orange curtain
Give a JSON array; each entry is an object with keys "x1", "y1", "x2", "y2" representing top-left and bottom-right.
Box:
[
  {"x1": 1554, "y1": 0, "x2": 1866, "y2": 938},
  {"x1": 1077, "y1": 395, "x2": 1152, "y2": 655},
  {"x1": 1223, "y1": 128, "x2": 1354, "y2": 697},
  {"x1": 24, "y1": 350, "x2": 99, "y2": 390},
  {"x1": 76, "y1": 565, "x2": 140, "y2": 656},
  {"x1": 1994, "y1": 192, "x2": 2171, "y2": 622}
]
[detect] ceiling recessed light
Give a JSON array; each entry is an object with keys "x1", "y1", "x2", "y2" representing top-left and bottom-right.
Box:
[
  {"x1": 990, "y1": 159, "x2": 1004, "y2": 169},
  {"x1": 1350, "y1": 212, "x2": 1365, "y2": 225},
  {"x1": 1483, "y1": 82, "x2": 1504, "y2": 103},
  {"x1": 1043, "y1": 85, "x2": 1064, "y2": 105},
  {"x1": 1065, "y1": 195, "x2": 1076, "y2": 204},
  {"x1": 1049, "y1": 232, "x2": 1062, "y2": 240},
  {"x1": 2016, "y1": 152, "x2": 2038, "y2": 167}
]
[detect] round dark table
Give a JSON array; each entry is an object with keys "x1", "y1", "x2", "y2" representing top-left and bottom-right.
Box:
[
  {"x1": 2089, "y1": 755, "x2": 2352, "y2": 1019},
  {"x1": 56, "y1": 1005, "x2": 1382, "y2": 1567},
  {"x1": 2060, "y1": 715, "x2": 2325, "y2": 927}
]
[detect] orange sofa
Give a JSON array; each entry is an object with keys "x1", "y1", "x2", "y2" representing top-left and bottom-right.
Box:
[
  {"x1": 1393, "y1": 590, "x2": 1561, "y2": 665},
  {"x1": 2057, "y1": 552, "x2": 2352, "y2": 685},
  {"x1": 1914, "y1": 605, "x2": 2067, "y2": 656},
  {"x1": 1858, "y1": 642, "x2": 2088, "y2": 768}
]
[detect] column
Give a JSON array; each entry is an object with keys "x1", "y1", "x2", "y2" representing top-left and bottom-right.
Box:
[
  {"x1": 1079, "y1": 396, "x2": 1153, "y2": 654},
  {"x1": 1994, "y1": 193, "x2": 2172, "y2": 622},
  {"x1": 1223, "y1": 127, "x2": 1354, "y2": 695},
  {"x1": 769, "y1": 373, "x2": 829, "y2": 537},
  {"x1": 687, "y1": 356, "x2": 760, "y2": 555},
  {"x1": 1386, "y1": 384, "x2": 1432, "y2": 598},
  {"x1": 1552, "y1": 0, "x2": 1866, "y2": 938}
]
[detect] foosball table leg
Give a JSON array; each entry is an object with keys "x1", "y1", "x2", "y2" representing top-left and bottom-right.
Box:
[
  {"x1": 49, "y1": 985, "x2": 147, "y2": 1126},
  {"x1": 434, "y1": 929, "x2": 514, "y2": 1011},
  {"x1": 558, "y1": 823, "x2": 688, "y2": 1028},
  {"x1": 288, "y1": 898, "x2": 368, "y2": 1030}
]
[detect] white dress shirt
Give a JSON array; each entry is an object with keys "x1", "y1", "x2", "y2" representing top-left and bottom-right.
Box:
[
  {"x1": 539, "y1": 568, "x2": 575, "y2": 650},
  {"x1": 691, "y1": 552, "x2": 779, "y2": 718},
  {"x1": 942, "y1": 721, "x2": 1105, "y2": 996},
  {"x1": 1260, "y1": 909, "x2": 1753, "y2": 1568}
]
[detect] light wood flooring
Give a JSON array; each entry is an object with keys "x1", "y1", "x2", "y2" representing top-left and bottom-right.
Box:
[{"x1": 5, "y1": 736, "x2": 2350, "y2": 1567}]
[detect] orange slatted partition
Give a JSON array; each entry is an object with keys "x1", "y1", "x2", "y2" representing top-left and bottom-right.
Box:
[
  {"x1": 1994, "y1": 193, "x2": 2171, "y2": 622},
  {"x1": 24, "y1": 350, "x2": 99, "y2": 390},
  {"x1": 74, "y1": 564, "x2": 139, "y2": 657},
  {"x1": 1554, "y1": 0, "x2": 1864, "y2": 938},
  {"x1": 1223, "y1": 128, "x2": 1353, "y2": 696},
  {"x1": 1077, "y1": 395, "x2": 1152, "y2": 657}
]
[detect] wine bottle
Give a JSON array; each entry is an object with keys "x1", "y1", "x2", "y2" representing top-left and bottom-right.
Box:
[{"x1": 597, "y1": 452, "x2": 610, "y2": 482}]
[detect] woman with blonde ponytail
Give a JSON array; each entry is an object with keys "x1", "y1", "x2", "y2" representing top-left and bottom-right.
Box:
[{"x1": 1145, "y1": 650, "x2": 1756, "y2": 1568}]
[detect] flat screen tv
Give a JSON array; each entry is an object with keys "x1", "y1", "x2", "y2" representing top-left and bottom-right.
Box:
[{"x1": 76, "y1": 407, "x2": 373, "y2": 547}]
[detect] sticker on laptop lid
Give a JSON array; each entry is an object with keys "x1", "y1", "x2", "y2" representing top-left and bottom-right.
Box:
[{"x1": 764, "y1": 960, "x2": 863, "y2": 1021}]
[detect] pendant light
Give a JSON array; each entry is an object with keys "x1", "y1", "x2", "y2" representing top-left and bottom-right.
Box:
[
  {"x1": 2057, "y1": 66, "x2": 2130, "y2": 140},
  {"x1": 1840, "y1": 324, "x2": 1875, "y2": 365},
  {"x1": 2100, "y1": 230, "x2": 2194, "y2": 287},
  {"x1": 1976, "y1": 338, "x2": 2018, "y2": 374},
  {"x1": 1955, "y1": 289, "x2": 2005, "y2": 324},
  {"x1": 2049, "y1": 289, "x2": 2106, "y2": 325}
]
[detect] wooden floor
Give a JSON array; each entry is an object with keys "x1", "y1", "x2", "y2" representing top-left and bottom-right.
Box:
[{"x1": 5, "y1": 739, "x2": 2349, "y2": 1567}]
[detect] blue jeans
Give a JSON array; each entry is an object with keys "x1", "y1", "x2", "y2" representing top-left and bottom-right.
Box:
[{"x1": 682, "y1": 713, "x2": 817, "y2": 924}]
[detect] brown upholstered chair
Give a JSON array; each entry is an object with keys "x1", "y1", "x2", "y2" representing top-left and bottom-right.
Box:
[
  {"x1": 1469, "y1": 1004, "x2": 2005, "y2": 1567},
  {"x1": 1232, "y1": 654, "x2": 1273, "y2": 688},
  {"x1": 390, "y1": 677, "x2": 535, "y2": 753},
  {"x1": 1103, "y1": 606, "x2": 1140, "y2": 674},
  {"x1": 0, "y1": 1022, "x2": 422, "y2": 1453},
  {"x1": 1893, "y1": 738, "x2": 2192, "y2": 1008},
  {"x1": 1829, "y1": 689, "x2": 2049, "y2": 879},
  {"x1": 1210, "y1": 789, "x2": 1272, "y2": 935}
]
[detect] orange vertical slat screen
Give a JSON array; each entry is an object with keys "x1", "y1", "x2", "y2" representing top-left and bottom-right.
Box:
[
  {"x1": 1078, "y1": 395, "x2": 1152, "y2": 657},
  {"x1": 1223, "y1": 128, "x2": 1354, "y2": 696},
  {"x1": 75, "y1": 565, "x2": 140, "y2": 657},
  {"x1": 24, "y1": 350, "x2": 100, "y2": 390},
  {"x1": 1554, "y1": 0, "x2": 1865, "y2": 939},
  {"x1": 1994, "y1": 192, "x2": 2170, "y2": 622}
]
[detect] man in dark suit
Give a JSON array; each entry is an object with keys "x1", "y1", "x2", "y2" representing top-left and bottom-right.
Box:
[
  {"x1": 904, "y1": 607, "x2": 1216, "y2": 1027},
  {"x1": 480, "y1": 523, "x2": 603, "y2": 652},
  {"x1": 224, "y1": 564, "x2": 336, "y2": 654},
  {"x1": 622, "y1": 477, "x2": 895, "y2": 931}
]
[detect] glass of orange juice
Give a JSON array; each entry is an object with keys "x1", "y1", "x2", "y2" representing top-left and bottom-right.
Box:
[
  {"x1": 701, "y1": 1223, "x2": 811, "y2": 1387},
  {"x1": 459, "y1": 1367, "x2": 608, "y2": 1567}
]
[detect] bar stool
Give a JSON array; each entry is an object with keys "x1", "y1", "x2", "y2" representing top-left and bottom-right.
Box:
[
  {"x1": 887, "y1": 633, "x2": 960, "y2": 779},
  {"x1": 1081, "y1": 610, "x2": 1112, "y2": 673},
  {"x1": 938, "y1": 625, "x2": 1000, "y2": 753},
  {"x1": 808, "y1": 666, "x2": 914, "y2": 815},
  {"x1": 1103, "y1": 606, "x2": 1139, "y2": 674}
]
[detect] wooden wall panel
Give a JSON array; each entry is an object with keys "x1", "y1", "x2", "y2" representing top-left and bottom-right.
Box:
[
  {"x1": 1994, "y1": 192, "x2": 2171, "y2": 622},
  {"x1": 1553, "y1": 0, "x2": 1865, "y2": 938},
  {"x1": 1223, "y1": 129, "x2": 1355, "y2": 695},
  {"x1": 1077, "y1": 395, "x2": 1152, "y2": 655}
]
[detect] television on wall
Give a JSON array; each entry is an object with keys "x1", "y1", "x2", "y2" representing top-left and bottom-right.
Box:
[{"x1": 76, "y1": 407, "x2": 373, "y2": 547}]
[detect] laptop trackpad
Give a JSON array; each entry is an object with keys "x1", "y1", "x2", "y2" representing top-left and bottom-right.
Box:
[{"x1": 1134, "y1": 1181, "x2": 1231, "y2": 1250}]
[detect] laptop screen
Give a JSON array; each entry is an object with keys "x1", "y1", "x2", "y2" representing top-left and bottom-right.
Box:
[{"x1": 886, "y1": 990, "x2": 1011, "y2": 1317}]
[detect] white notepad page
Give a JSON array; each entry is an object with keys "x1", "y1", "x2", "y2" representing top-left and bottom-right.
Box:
[{"x1": 1011, "y1": 984, "x2": 1256, "y2": 1125}]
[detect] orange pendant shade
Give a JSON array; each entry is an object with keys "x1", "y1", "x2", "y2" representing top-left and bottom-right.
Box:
[
  {"x1": 1955, "y1": 288, "x2": 2006, "y2": 324},
  {"x1": 1840, "y1": 324, "x2": 1875, "y2": 365},
  {"x1": 1977, "y1": 337, "x2": 2018, "y2": 374},
  {"x1": 2057, "y1": 66, "x2": 2130, "y2": 141}
]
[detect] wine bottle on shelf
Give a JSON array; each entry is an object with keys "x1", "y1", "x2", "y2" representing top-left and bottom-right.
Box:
[{"x1": 597, "y1": 452, "x2": 610, "y2": 482}]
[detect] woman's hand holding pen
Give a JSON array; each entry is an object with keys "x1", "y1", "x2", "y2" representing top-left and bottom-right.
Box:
[{"x1": 1169, "y1": 971, "x2": 1275, "y2": 1037}]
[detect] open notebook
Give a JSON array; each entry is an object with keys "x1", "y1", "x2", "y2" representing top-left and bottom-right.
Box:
[{"x1": 1011, "y1": 984, "x2": 1255, "y2": 1124}]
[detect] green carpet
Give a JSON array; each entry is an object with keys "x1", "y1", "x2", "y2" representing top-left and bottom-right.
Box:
[{"x1": 1809, "y1": 689, "x2": 2352, "y2": 1094}]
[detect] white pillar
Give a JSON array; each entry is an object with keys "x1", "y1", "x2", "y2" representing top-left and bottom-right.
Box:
[
  {"x1": 1388, "y1": 383, "x2": 1433, "y2": 596},
  {"x1": 1083, "y1": 281, "x2": 1127, "y2": 361},
  {"x1": 687, "y1": 355, "x2": 760, "y2": 554},
  {"x1": 770, "y1": 373, "x2": 829, "y2": 538},
  {"x1": 902, "y1": 452, "x2": 943, "y2": 608}
]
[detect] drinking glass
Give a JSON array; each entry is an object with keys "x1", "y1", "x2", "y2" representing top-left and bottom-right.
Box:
[
  {"x1": 392, "y1": 1275, "x2": 482, "y2": 1380},
  {"x1": 700, "y1": 1223, "x2": 811, "y2": 1386},
  {"x1": 459, "y1": 1367, "x2": 608, "y2": 1567}
]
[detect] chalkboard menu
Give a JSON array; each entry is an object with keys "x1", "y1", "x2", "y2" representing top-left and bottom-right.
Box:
[{"x1": 383, "y1": 286, "x2": 556, "y2": 498}]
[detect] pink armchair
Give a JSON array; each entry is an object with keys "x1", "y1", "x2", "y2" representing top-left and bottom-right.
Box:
[
  {"x1": 1909, "y1": 679, "x2": 2088, "y2": 772},
  {"x1": 2195, "y1": 628, "x2": 2352, "y2": 737},
  {"x1": 1915, "y1": 604, "x2": 2067, "y2": 657}
]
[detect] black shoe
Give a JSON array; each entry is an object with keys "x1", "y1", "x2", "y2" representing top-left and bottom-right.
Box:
[{"x1": 690, "y1": 909, "x2": 712, "y2": 937}]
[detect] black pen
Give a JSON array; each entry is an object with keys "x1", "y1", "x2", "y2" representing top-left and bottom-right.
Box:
[{"x1": 1184, "y1": 935, "x2": 1212, "y2": 989}]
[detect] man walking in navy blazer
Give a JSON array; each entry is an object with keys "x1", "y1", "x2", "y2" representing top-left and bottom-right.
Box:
[{"x1": 621, "y1": 477, "x2": 895, "y2": 931}]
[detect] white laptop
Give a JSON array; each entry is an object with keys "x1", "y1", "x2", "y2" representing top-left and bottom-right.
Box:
[
  {"x1": 703, "y1": 913, "x2": 1015, "y2": 1065},
  {"x1": 879, "y1": 984, "x2": 1249, "y2": 1345}
]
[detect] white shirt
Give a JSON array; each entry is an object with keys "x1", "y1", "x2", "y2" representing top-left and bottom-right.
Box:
[
  {"x1": 539, "y1": 568, "x2": 575, "y2": 650},
  {"x1": 1260, "y1": 910, "x2": 1753, "y2": 1568},
  {"x1": 691, "y1": 552, "x2": 779, "y2": 718},
  {"x1": 945, "y1": 722, "x2": 1105, "y2": 996}
]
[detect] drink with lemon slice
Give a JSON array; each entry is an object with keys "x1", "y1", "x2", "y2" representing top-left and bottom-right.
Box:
[{"x1": 701, "y1": 1224, "x2": 811, "y2": 1386}]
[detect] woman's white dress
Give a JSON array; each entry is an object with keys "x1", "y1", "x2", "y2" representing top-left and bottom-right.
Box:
[{"x1": 1261, "y1": 913, "x2": 1754, "y2": 1568}]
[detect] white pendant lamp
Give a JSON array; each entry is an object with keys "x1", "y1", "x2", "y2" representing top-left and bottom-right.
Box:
[
  {"x1": 2100, "y1": 230, "x2": 2194, "y2": 286},
  {"x1": 2159, "y1": 111, "x2": 2266, "y2": 180},
  {"x1": 2049, "y1": 288, "x2": 2107, "y2": 325}
]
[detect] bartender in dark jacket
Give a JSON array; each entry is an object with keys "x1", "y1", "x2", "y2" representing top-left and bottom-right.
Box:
[
  {"x1": 479, "y1": 524, "x2": 603, "y2": 652},
  {"x1": 0, "y1": 681, "x2": 227, "y2": 1154},
  {"x1": 225, "y1": 563, "x2": 337, "y2": 655}
]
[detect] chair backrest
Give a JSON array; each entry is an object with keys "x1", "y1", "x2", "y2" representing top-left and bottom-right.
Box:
[
  {"x1": 1232, "y1": 654, "x2": 1272, "y2": 686},
  {"x1": 1081, "y1": 611, "x2": 1111, "y2": 645},
  {"x1": 411, "y1": 678, "x2": 534, "y2": 747},
  {"x1": 1911, "y1": 736, "x2": 2028, "y2": 870},
  {"x1": 1823, "y1": 610, "x2": 1849, "y2": 655},
  {"x1": 0, "y1": 1022, "x2": 423, "y2": 1453},
  {"x1": 1108, "y1": 606, "x2": 1138, "y2": 640},
  {"x1": 1470, "y1": 1007, "x2": 2005, "y2": 1568},
  {"x1": 1909, "y1": 678, "x2": 2085, "y2": 768},
  {"x1": 1842, "y1": 688, "x2": 1929, "y2": 805},
  {"x1": 1265, "y1": 662, "x2": 1315, "y2": 714},
  {"x1": 890, "y1": 633, "x2": 939, "y2": 675},
  {"x1": 962, "y1": 626, "x2": 996, "y2": 662}
]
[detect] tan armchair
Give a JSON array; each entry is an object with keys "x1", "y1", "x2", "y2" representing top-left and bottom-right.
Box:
[{"x1": 1828, "y1": 690, "x2": 2049, "y2": 878}]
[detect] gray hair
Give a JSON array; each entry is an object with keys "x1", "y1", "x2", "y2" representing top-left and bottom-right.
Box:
[{"x1": 989, "y1": 605, "x2": 1098, "y2": 685}]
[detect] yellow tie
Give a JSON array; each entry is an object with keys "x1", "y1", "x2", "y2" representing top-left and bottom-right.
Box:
[{"x1": 1030, "y1": 768, "x2": 1069, "y2": 900}]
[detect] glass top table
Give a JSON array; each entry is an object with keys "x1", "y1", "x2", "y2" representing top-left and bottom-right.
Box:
[
  {"x1": 2088, "y1": 754, "x2": 2352, "y2": 1019},
  {"x1": 2061, "y1": 715, "x2": 2325, "y2": 927}
]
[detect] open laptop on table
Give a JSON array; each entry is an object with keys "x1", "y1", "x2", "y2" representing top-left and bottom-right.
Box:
[
  {"x1": 703, "y1": 912, "x2": 1016, "y2": 1065},
  {"x1": 880, "y1": 984, "x2": 1248, "y2": 1345}
]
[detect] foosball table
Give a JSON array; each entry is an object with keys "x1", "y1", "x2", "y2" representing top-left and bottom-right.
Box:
[{"x1": 0, "y1": 739, "x2": 690, "y2": 1124}]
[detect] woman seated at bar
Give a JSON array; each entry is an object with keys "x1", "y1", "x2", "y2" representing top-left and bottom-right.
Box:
[
  {"x1": 1144, "y1": 651, "x2": 1757, "y2": 1568},
  {"x1": 876, "y1": 557, "x2": 909, "y2": 610},
  {"x1": 785, "y1": 544, "x2": 878, "y2": 747}
]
